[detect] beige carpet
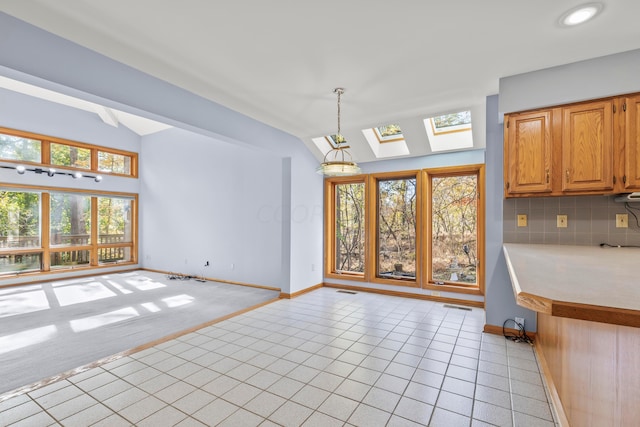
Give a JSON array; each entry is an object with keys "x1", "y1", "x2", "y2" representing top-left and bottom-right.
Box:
[{"x1": 0, "y1": 270, "x2": 279, "y2": 396}]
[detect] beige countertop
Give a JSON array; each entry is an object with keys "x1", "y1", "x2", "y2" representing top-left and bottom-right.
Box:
[{"x1": 503, "y1": 243, "x2": 640, "y2": 327}]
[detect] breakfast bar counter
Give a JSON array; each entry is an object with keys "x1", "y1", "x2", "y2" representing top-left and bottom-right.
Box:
[
  {"x1": 503, "y1": 243, "x2": 640, "y2": 426},
  {"x1": 503, "y1": 243, "x2": 640, "y2": 327}
]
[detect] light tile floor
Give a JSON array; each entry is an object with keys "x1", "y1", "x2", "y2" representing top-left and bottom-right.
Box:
[{"x1": 0, "y1": 288, "x2": 557, "y2": 426}]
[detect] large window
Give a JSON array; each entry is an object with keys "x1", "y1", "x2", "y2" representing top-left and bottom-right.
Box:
[
  {"x1": 428, "y1": 169, "x2": 479, "y2": 287},
  {"x1": 376, "y1": 176, "x2": 417, "y2": 281},
  {"x1": 0, "y1": 127, "x2": 137, "y2": 178},
  {"x1": 335, "y1": 182, "x2": 365, "y2": 274},
  {"x1": 98, "y1": 196, "x2": 133, "y2": 264},
  {"x1": 0, "y1": 190, "x2": 42, "y2": 274},
  {"x1": 325, "y1": 165, "x2": 484, "y2": 294},
  {"x1": 0, "y1": 187, "x2": 137, "y2": 276}
]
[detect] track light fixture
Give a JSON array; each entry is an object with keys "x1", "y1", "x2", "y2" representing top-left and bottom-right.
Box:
[{"x1": 0, "y1": 164, "x2": 103, "y2": 182}]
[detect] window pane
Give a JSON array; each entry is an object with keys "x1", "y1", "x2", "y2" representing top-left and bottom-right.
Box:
[
  {"x1": 98, "y1": 246, "x2": 131, "y2": 264},
  {"x1": 431, "y1": 174, "x2": 477, "y2": 284},
  {"x1": 335, "y1": 183, "x2": 365, "y2": 273},
  {"x1": 50, "y1": 143, "x2": 91, "y2": 169},
  {"x1": 0, "y1": 252, "x2": 42, "y2": 274},
  {"x1": 98, "y1": 197, "x2": 133, "y2": 244},
  {"x1": 0, "y1": 132, "x2": 41, "y2": 162},
  {"x1": 50, "y1": 249, "x2": 91, "y2": 269},
  {"x1": 0, "y1": 191, "x2": 41, "y2": 248},
  {"x1": 98, "y1": 151, "x2": 132, "y2": 175},
  {"x1": 377, "y1": 178, "x2": 416, "y2": 279},
  {"x1": 50, "y1": 193, "x2": 91, "y2": 246}
]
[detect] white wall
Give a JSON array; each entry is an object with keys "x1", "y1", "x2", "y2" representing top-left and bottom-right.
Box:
[{"x1": 140, "y1": 128, "x2": 286, "y2": 288}]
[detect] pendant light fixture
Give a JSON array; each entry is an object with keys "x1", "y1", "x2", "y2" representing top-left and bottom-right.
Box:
[{"x1": 316, "y1": 88, "x2": 361, "y2": 176}]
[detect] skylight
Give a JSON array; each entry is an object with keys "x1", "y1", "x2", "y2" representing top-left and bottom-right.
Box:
[
  {"x1": 424, "y1": 110, "x2": 473, "y2": 152},
  {"x1": 362, "y1": 123, "x2": 409, "y2": 159},
  {"x1": 374, "y1": 124, "x2": 403, "y2": 142},
  {"x1": 311, "y1": 134, "x2": 351, "y2": 156}
]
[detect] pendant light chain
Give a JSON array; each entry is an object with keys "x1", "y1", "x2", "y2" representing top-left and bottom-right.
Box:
[{"x1": 335, "y1": 87, "x2": 344, "y2": 143}]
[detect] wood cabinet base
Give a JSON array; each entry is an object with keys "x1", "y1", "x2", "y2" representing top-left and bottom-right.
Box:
[{"x1": 536, "y1": 313, "x2": 640, "y2": 426}]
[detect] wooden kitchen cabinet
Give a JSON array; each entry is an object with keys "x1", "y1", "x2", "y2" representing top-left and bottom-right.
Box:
[
  {"x1": 624, "y1": 94, "x2": 640, "y2": 190},
  {"x1": 504, "y1": 96, "x2": 621, "y2": 197},
  {"x1": 561, "y1": 100, "x2": 614, "y2": 192},
  {"x1": 504, "y1": 110, "x2": 553, "y2": 194}
]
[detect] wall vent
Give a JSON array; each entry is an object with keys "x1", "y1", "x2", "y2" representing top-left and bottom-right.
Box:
[
  {"x1": 443, "y1": 304, "x2": 472, "y2": 311},
  {"x1": 336, "y1": 290, "x2": 358, "y2": 295}
]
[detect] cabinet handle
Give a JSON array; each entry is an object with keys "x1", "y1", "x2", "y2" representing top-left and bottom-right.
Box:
[
  {"x1": 565, "y1": 169, "x2": 569, "y2": 183},
  {"x1": 546, "y1": 169, "x2": 549, "y2": 183}
]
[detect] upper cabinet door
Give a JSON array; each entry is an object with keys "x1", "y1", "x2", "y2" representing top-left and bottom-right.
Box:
[
  {"x1": 625, "y1": 95, "x2": 640, "y2": 190},
  {"x1": 504, "y1": 110, "x2": 553, "y2": 195},
  {"x1": 562, "y1": 100, "x2": 614, "y2": 192}
]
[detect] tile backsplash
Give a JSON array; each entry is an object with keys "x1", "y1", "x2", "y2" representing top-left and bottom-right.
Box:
[{"x1": 503, "y1": 195, "x2": 640, "y2": 247}]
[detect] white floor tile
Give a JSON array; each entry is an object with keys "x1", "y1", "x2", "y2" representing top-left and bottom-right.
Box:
[{"x1": 0, "y1": 288, "x2": 559, "y2": 427}]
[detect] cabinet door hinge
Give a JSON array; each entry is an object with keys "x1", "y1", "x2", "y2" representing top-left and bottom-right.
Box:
[
  {"x1": 613, "y1": 175, "x2": 617, "y2": 184},
  {"x1": 506, "y1": 121, "x2": 510, "y2": 129}
]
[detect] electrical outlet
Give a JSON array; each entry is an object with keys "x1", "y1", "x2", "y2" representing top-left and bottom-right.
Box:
[
  {"x1": 515, "y1": 317, "x2": 525, "y2": 328},
  {"x1": 557, "y1": 215, "x2": 568, "y2": 228},
  {"x1": 517, "y1": 214, "x2": 527, "y2": 227},
  {"x1": 616, "y1": 213, "x2": 628, "y2": 228},
  {"x1": 204, "y1": 260, "x2": 210, "y2": 267}
]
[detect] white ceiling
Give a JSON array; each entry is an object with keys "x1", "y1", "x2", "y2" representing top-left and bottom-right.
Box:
[{"x1": 1, "y1": 1, "x2": 639, "y2": 162}]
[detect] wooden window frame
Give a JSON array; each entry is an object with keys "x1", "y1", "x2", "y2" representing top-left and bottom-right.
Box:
[
  {"x1": 324, "y1": 176, "x2": 368, "y2": 282},
  {"x1": 0, "y1": 127, "x2": 138, "y2": 178},
  {"x1": 323, "y1": 165, "x2": 485, "y2": 295},
  {"x1": 423, "y1": 164, "x2": 485, "y2": 296},
  {"x1": 369, "y1": 170, "x2": 422, "y2": 288},
  {"x1": 0, "y1": 184, "x2": 138, "y2": 279}
]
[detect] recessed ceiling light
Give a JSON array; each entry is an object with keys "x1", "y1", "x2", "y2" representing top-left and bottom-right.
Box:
[{"x1": 559, "y1": 3, "x2": 603, "y2": 27}]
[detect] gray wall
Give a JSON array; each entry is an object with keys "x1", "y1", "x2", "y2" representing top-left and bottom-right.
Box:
[
  {"x1": 484, "y1": 96, "x2": 536, "y2": 331},
  {"x1": 504, "y1": 195, "x2": 640, "y2": 246},
  {"x1": 141, "y1": 128, "x2": 287, "y2": 288},
  {"x1": 499, "y1": 48, "x2": 640, "y2": 114}
]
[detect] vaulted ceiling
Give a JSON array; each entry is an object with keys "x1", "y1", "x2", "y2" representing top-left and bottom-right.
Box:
[{"x1": 1, "y1": 1, "x2": 639, "y2": 162}]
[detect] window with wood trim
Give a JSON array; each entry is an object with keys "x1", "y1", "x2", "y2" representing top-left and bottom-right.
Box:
[
  {"x1": 426, "y1": 166, "x2": 482, "y2": 288},
  {"x1": 325, "y1": 178, "x2": 367, "y2": 278},
  {"x1": 0, "y1": 127, "x2": 137, "y2": 178},
  {"x1": 0, "y1": 186, "x2": 137, "y2": 276},
  {"x1": 374, "y1": 173, "x2": 419, "y2": 284},
  {"x1": 324, "y1": 165, "x2": 484, "y2": 294}
]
